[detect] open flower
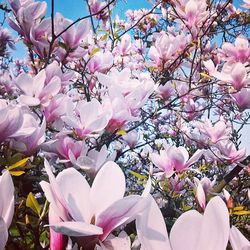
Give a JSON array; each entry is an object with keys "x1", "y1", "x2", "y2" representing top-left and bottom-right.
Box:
[
  {"x1": 15, "y1": 70, "x2": 61, "y2": 107},
  {"x1": 40, "y1": 160, "x2": 146, "y2": 247},
  {"x1": 151, "y1": 145, "x2": 203, "y2": 177},
  {"x1": 0, "y1": 100, "x2": 23, "y2": 143},
  {"x1": 63, "y1": 99, "x2": 111, "y2": 138}
]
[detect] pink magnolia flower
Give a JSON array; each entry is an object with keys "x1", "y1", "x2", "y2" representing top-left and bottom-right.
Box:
[
  {"x1": 0, "y1": 100, "x2": 23, "y2": 143},
  {"x1": 0, "y1": 170, "x2": 15, "y2": 250},
  {"x1": 102, "y1": 89, "x2": 138, "y2": 132},
  {"x1": 8, "y1": 0, "x2": 47, "y2": 42},
  {"x1": 194, "y1": 119, "x2": 231, "y2": 144},
  {"x1": 88, "y1": 0, "x2": 109, "y2": 20},
  {"x1": 74, "y1": 145, "x2": 116, "y2": 178},
  {"x1": 42, "y1": 136, "x2": 86, "y2": 164},
  {"x1": 55, "y1": 13, "x2": 90, "y2": 50},
  {"x1": 11, "y1": 113, "x2": 46, "y2": 155},
  {"x1": 151, "y1": 145, "x2": 203, "y2": 177},
  {"x1": 137, "y1": 195, "x2": 230, "y2": 250},
  {"x1": 232, "y1": 88, "x2": 250, "y2": 110},
  {"x1": 217, "y1": 141, "x2": 246, "y2": 163},
  {"x1": 30, "y1": 18, "x2": 52, "y2": 58},
  {"x1": 122, "y1": 131, "x2": 139, "y2": 148},
  {"x1": 40, "y1": 160, "x2": 146, "y2": 247},
  {"x1": 45, "y1": 61, "x2": 74, "y2": 86},
  {"x1": 63, "y1": 99, "x2": 111, "y2": 138},
  {"x1": 43, "y1": 94, "x2": 70, "y2": 128},
  {"x1": 87, "y1": 51, "x2": 113, "y2": 74},
  {"x1": 148, "y1": 32, "x2": 188, "y2": 68},
  {"x1": 211, "y1": 62, "x2": 250, "y2": 91},
  {"x1": 156, "y1": 81, "x2": 174, "y2": 100},
  {"x1": 98, "y1": 68, "x2": 154, "y2": 98},
  {"x1": 15, "y1": 70, "x2": 61, "y2": 107},
  {"x1": 193, "y1": 177, "x2": 216, "y2": 210},
  {"x1": 7, "y1": 0, "x2": 34, "y2": 15},
  {"x1": 116, "y1": 34, "x2": 131, "y2": 56},
  {"x1": 220, "y1": 35, "x2": 250, "y2": 63},
  {"x1": 229, "y1": 226, "x2": 250, "y2": 250}
]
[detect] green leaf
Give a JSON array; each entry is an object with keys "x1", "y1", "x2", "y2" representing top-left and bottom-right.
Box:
[
  {"x1": 89, "y1": 47, "x2": 100, "y2": 56},
  {"x1": 26, "y1": 192, "x2": 41, "y2": 216},
  {"x1": 6, "y1": 157, "x2": 29, "y2": 171},
  {"x1": 130, "y1": 170, "x2": 147, "y2": 179},
  {"x1": 9, "y1": 170, "x2": 25, "y2": 176}
]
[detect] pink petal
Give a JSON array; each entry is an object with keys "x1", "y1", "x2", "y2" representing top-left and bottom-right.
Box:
[
  {"x1": 33, "y1": 69, "x2": 46, "y2": 97},
  {"x1": 170, "y1": 210, "x2": 203, "y2": 250},
  {"x1": 90, "y1": 161, "x2": 126, "y2": 217},
  {"x1": 196, "y1": 183, "x2": 206, "y2": 210},
  {"x1": 50, "y1": 221, "x2": 103, "y2": 237},
  {"x1": 15, "y1": 73, "x2": 33, "y2": 95},
  {"x1": 197, "y1": 196, "x2": 230, "y2": 250},
  {"x1": 19, "y1": 95, "x2": 41, "y2": 106},
  {"x1": 56, "y1": 168, "x2": 92, "y2": 223},
  {"x1": 136, "y1": 195, "x2": 171, "y2": 250},
  {"x1": 0, "y1": 170, "x2": 14, "y2": 228},
  {"x1": 0, "y1": 218, "x2": 8, "y2": 250},
  {"x1": 97, "y1": 195, "x2": 146, "y2": 241},
  {"x1": 231, "y1": 63, "x2": 246, "y2": 90},
  {"x1": 229, "y1": 226, "x2": 250, "y2": 250},
  {"x1": 185, "y1": 149, "x2": 203, "y2": 168}
]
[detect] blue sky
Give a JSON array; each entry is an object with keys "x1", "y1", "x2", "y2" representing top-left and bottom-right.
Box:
[{"x1": 0, "y1": 0, "x2": 152, "y2": 58}]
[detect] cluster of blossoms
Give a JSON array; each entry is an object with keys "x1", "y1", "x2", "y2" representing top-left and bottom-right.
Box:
[{"x1": 0, "y1": 0, "x2": 249, "y2": 249}]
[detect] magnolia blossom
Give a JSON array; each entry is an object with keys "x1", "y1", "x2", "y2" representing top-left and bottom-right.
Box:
[
  {"x1": 63, "y1": 99, "x2": 111, "y2": 138},
  {"x1": 214, "y1": 62, "x2": 249, "y2": 91},
  {"x1": 137, "y1": 195, "x2": 230, "y2": 250},
  {"x1": 43, "y1": 94, "x2": 70, "y2": 129},
  {"x1": 216, "y1": 141, "x2": 246, "y2": 163},
  {"x1": 40, "y1": 160, "x2": 146, "y2": 247},
  {"x1": 103, "y1": 88, "x2": 138, "y2": 132},
  {"x1": 151, "y1": 145, "x2": 203, "y2": 177},
  {"x1": 122, "y1": 131, "x2": 139, "y2": 148},
  {"x1": 55, "y1": 13, "x2": 90, "y2": 50},
  {"x1": 194, "y1": 119, "x2": 231, "y2": 144},
  {"x1": 116, "y1": 33, "x2": 131, "y2": 56},
  {"x1": 11, "y1": 113, "x2": 46, "y2": 155},
  {"x1": 42, "y1": 136, "x2": 87, "y2": 164},
  {"x1": 15, "y1": 70, "x2": 61, "y2": 107},
  {"x1": 156, "y1": 82, "x2": 174, "y2": 100},
  {"x1": 8, "y1": 0, "x2": 47, "y2": 42},
  {"x1": 174, "y1": 0, "x2": 208, "y2": 28},
  {"x1": 0, "y1": 100, "x2": 23, "y2": 143},
  {"x1": 148, "y1": 32, "x2": 188, "y2": 68},
  {"x1": 87, "y1": 51, "x2": 113, "y2": 74},
  {"x1": 74, "y1": 145, "x2": 117, "y2": 178},
  {"x1": 30, "y1": 17, "x2": 52, "y2": 58},
  {"x1": 232, "y1": 88, "x2": 250, "y2": 110},
  {"x1": 193, "y1": 177, "x2": 216, "y2": 210},
  {"x1": 0, "y1": 170, "x2": 15, "y2": 250},
  {"x1": 97, "y1": 68, "x2": 154, "y2": 98},
  {"x1": 220, "y1": 35, "x2": 250, "y2": 63}
]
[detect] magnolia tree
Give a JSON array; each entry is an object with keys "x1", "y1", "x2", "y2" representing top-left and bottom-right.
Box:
[{"x1": 0, "y1": 0, "x2": 250, "y2": 249}]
